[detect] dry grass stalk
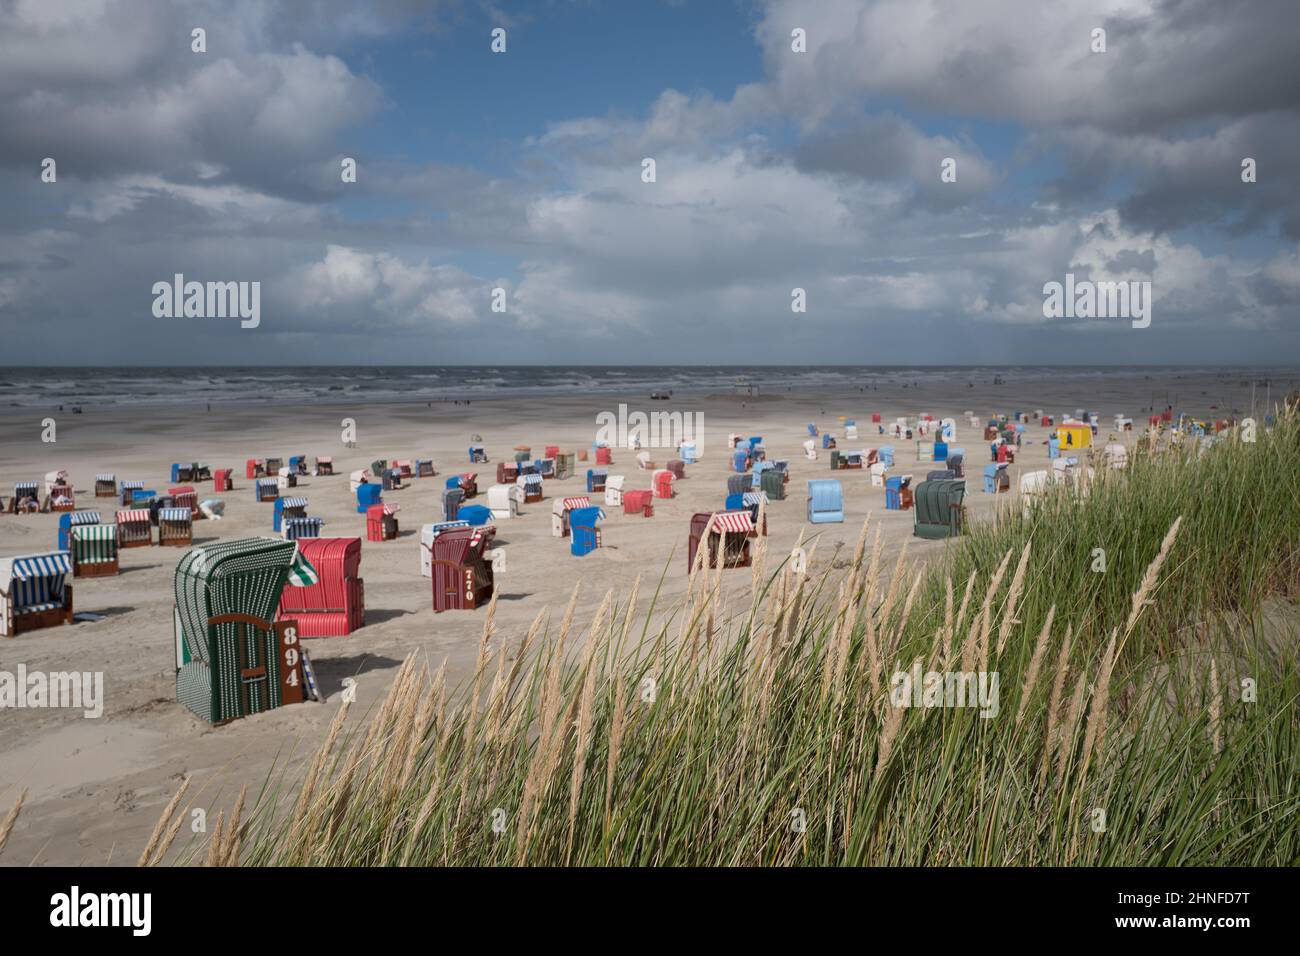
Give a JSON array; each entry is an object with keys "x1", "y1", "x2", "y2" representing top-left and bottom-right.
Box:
[
  {"x1": 1122, "y1": 516, "x2": 1183, "y2": 641},
  {"x1": 0, "y1": 789, "x2": 26, "y2": 859},
  {"x1": 1209, "y1": 658, "x2": 1223, "y2": 755},
  {"x1": 204, "y1": 810, "x2": 225, "y2": 867},
  {"x1": 954, "y1": 569, "x2": 977, "y2": 635},
  {"x1": 138, "y1": 776, "x2": 191, "y2": 867},
  {"x1": 1080, "y1": 628, "x2": 1118, "y2": 781},
  {"x1": 995, "y1": 540, "x2": 1032, "y2": 656},
  {"x1": 1056, "y1": 670, "x2": 1090, "y2": 784},
  {"x1": 605, "y1": 675, "x2": 628, "y2": 829},
  {"x1": 1039, "y1": 624, "x2": 1073, "y2": 788},
  {"x1": 976, "y1": 549, "x2": 1014, "y2": 674},
  {"x1": 1016, "y1": 605, "x2": 1056, "y2": 725}
]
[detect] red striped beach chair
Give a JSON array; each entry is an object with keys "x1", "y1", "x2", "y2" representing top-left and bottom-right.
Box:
[
  {"x1": 116, "y1": 509, "x2": 153, "y2": 548},
  {"x1": 277, "y1": 537, "x2": 365, "y2": 637}
]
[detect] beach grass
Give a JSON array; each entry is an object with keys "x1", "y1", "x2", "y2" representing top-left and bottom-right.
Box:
[{"x1": 202, "y1": 410, "x2": 1299, "y2": 866}]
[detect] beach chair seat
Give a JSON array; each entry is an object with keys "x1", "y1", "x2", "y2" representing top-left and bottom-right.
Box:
[
  {"x1": 273, "y1": 496, "x2": 308, "y2": 531},
  {"x1": 366, "y1": 503, "x2": 400, "y2": 541},
  {"x1": 569, "y1": 507, "x2": 605, "y2": 557},
  {"x1": 71, "y1": 524, "x2": 119, "y2": 577},
  {"x1": 469, "y1": 445, "x2": 488, "y2": 464},
  {"x1": 256, "y1": 478, "x2": 280, "y2": 502},
  {"x1": 623, "y1": 490, "x2": 653, "y2": 516},
  {"x1": 213, "y1": 469, "x2": 233, "y2": 492},
  {"x1": 760, "y1": 469, "x2": 785, "y2": 500},
  {"x1": 442, "y1": 488, "x2": 464, "y2": 521},
  {"x1": 173, "y1": 538, "x2": 317, "y2": 723},
  {"x1": 0, "y1": 553, "x2": 74, "y2": 636},
  {"x1": 487, "y1": 484, "x2": 519, "y2": 520},
  {"x1": 57, "y1": 510, "x2": 101, "y2": 551},
  {"x1": 356, "y1": 484, "x2": 383, "y2": 513},
  {"x1": 430, "y1": 526, "x2": 495, "y2": 611},
  {"x1": 277, "y1": 537, "x2": 364, "y2": 637},
  {"x1": 552, "y1": 496, "x2": 591, "y2": 537},
  {"x1": 604, "y1": 475, "x2": 625, "y2": 507},
  {"x1": 315, "y1": 456, "x2": 334, "y2": 476},
  {"x1": 803, "y1": 439, "x2": 817, "y2": 461},
  {"x1": 157, "y1": 508, "x2": 194, "y2": 547},
  {"x1": 118, "y1": 480, "x2": 144, "y2": 506},
  {"x1": 807, "y1": 480, "x2": 844, "y2": 524},
  {"x1": 518, "y1": 473, "x2": 544, "y2": 503},
  {"x1": 169, "y1": 486, "x2": 200, "y2": 518},
  {"x1": 457, "y1": 505, "x2": 492, "y2": 526},
  {"x1": 586, "y1": 469, "x2": 608, "y2": 493},
  {"x1": 283, "y1": 517, "x2": 323, "y2": 541},
  {"x1": 653, "y1": 469, "x2": 675, "y2": 499},
  {"x1": 687, "y1": 511, "x2": 753, "y2": 571},
  {"x1": 116, "y1": 509, "x2": 153, "y2": 548},
  {"x1": 94, "y1": 474, "x2": 117, "y2": 498}
]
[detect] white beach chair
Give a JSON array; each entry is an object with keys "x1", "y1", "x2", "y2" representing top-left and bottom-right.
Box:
[
  {"x1": 803, "y1": 439, "x2": 817, "y2": 461},
  {"x1": 605, "y1": 475, "x2": 625, "y2": 507},
  {"x1": 488, "y1": 484, "x2": 518, "y2": 519},
  {"x1": 870, "y1": 462, "x2": 887, "y2": 487}
]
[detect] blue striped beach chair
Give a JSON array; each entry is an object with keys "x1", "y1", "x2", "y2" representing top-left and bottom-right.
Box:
[
  {"x1": 120, "y1": 480, "x2": 145, "y2": 506},
  {"x1": 58, "y1": 510, "x2": 101, "y2": 550},
  {"x1": 283, "y1": 516, "x2": 323, "y2": 541},
  {"x1": 274, "y1": 496, "x2": 308, "y2": 531},
  {"x1": 0, "y1": 552, "x2": 73, "y2": 636},
  {"x1": 10, "y1": 481, "x2": 39, "y2": 514},
  {"x1": 158, "y1": 507, "x2": 194, "y2": 546}
]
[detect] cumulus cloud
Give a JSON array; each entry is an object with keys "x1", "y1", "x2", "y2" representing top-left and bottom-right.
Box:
[{"x1": 0, "y1": 0, "x2": 1296, "y2": 364}]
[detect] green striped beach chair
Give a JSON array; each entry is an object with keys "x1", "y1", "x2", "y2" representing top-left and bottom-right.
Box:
[
  {"x1": 173, "y1": 537, "x2": 319, "y2": 725},
  {"x1": 71, "y1": 524, "x2": 119, "y2": 577}
]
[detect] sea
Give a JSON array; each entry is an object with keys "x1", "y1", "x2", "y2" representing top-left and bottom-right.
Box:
[{"x1": 0, "y1": 366, "x2": 1293, "y2": 410}]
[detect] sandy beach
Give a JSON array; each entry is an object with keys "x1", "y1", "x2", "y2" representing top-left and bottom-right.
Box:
[{"x1": 0, "y1": 370, "x2": 1275, "y2": 864}]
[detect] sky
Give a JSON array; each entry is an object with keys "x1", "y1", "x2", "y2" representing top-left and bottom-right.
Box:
[{"x1": 1, "y1": 0, "x2": 1298, "y2": 366}]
